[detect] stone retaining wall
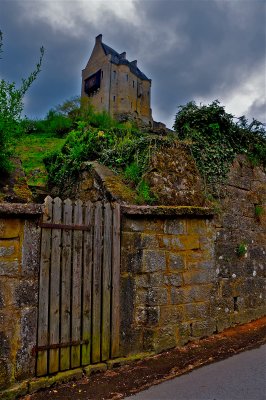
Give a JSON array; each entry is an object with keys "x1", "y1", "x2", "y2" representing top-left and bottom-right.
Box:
[
  {"x1": 0, "y1": 205, "x2": 42, "y2": 390},
  {"x1": 120, "y1": 206, "x2": 217, "y2": 355}
]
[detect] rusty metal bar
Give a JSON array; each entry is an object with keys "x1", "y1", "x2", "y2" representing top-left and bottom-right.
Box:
[
  {"x1": 32, "y1": 339, "x2": 90, "y2": 355},
  {"x1": 39, "y1": 222, "x2": 90, "y2": 231}
]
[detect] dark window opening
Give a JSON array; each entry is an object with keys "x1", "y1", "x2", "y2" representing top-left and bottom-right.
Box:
[
  {"x1": 126, "y1": 74, "x2": 129, "y2": 81},
  {"x1": 84, "y1": 69, "x2": 101, "y2": 96},
  {"x1": 113, "y1": 96, "x2": 116, "y2": 102},
  {"x1": 133, "y1": 80, "x2": 135, "y2": 88}
]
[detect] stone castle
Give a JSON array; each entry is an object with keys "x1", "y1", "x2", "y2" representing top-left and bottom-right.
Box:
[{"x1": 81, "y1": 34, "x2": 153, "y2": 127}]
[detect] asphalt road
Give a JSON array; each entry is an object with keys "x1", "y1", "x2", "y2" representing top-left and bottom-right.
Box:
[{"x1": 126, "y1": 344, "x2": 266, "y2": 400}]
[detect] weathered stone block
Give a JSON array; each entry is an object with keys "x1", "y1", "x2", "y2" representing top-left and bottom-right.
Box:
[
  {"x1": 0, "y1": 261, "x2": 19, "y2": 277},
  {"x1": 191, "y1": 319, "x2": 216, "y2": 338},
  {"x1": 179, "y1": 235, "x2": 200, "y2": 250},
  {"x1": 121, "y1": 232, "x2": 141, "y2": 251},
  {"x1": 161, "y1": 236, "x2": 183, "y2": 250},
  {"x1": 164, "y1": 219, "x2": 186, "y2": 235},
  {"x1": 144, "y1": 219, "x2": 164, "y2": 233},
  {"x1": 0, "y1": 285, "x2": 4, "y2": 309},
  {"x1": 142, "y1": 250, "x2": 166, "y2": 272},
  {"x1": 171, "y1": 285, "x2": 213, "y2": 305},
  {"x1": 140, "y1": 233, "x2": 158, "y2": 248},
  {"x1": 122, "y1": 217, "x2": 146, "y2": 232},
  {"x1": 135, "y1": 306, "x2": 160, "y2": 326},
  {"x1": 0, "y1": 332, "x2": 10, "y2": 358},
  {"x1": 0, "y1": 246, "x2": 15, "y2": 258},
  {"x1": 168, "y1": 253, "x2": 185, "y2": 271},
  {"x1": 0, "y1": 219, "x2": 23, "y2": 239},
  {"x1": 121, "y1": 249, "x2": 143, "y2": 274},
  {"x1": 146, "y1": 287, "x2": 168, "y2": 306},
  {"x1": 177, "y1": 322, "x2": 190, "y2": 345},
  {"x1": 0, "y1": 380, "x2": 28, "y2": 398},
  {"x1": 143, "y1": 326, "x2": 177, "y2": 353},
  {"x1": 159, "y1": 305, "x2": 184, "y2": 325},
  {"x1": 0, "y1": 359, "x2": 11, "y2": 389},
  {"x1": 120, "y1": 275, "x2": 135, "y2": 333},
  {"x1": 135, "y1": 289, "x2": 147, "y2": 306},
  {"x1": 83, "y1": 363, "x2": 107, "y2": 376},
  {"x1": 164, "y1": 273, "x2": 182, "y2": 287},
  {"x1": 15, "y1": 280, "x2": 38, "y2": 308},
  {"x1": 182, "y1": 269, "x2": 215, "y2": 285},
  {"x1": 21, "y1": 220, "x2": 41, "y2": 278},
  {"x1": 184, "y1": 302, "x2": 210, "y2": 320},
  {"x1": 187, "y1": 219, "x2": 207, "y2": 235},
  {"x1": 120, "y1": 326, "x2": 143, "y2": 356},
  {"x1": 15, "y1": 308, "x2": 37, "y2": 380}
]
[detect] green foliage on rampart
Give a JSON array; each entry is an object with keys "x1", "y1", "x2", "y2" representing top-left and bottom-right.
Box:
[{"x1": 173, "y1": 100, "x2": 266, "y2": 192}]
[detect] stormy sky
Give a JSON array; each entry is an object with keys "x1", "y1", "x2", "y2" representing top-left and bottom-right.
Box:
[{"x1": 0, "y1": 0, "x2": 265, "y2": 128}]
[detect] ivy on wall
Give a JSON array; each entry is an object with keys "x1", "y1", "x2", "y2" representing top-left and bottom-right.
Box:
[{"x1": 173, "y1": 100, "x2": 266, "y2": 192}]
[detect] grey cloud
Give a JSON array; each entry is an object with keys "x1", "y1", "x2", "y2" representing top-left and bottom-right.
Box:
[{"x1": 0, "y1": 0, "x2": 265, "y2": 125}]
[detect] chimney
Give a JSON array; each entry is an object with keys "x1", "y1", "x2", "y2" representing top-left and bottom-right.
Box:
[
  {"x1": 120, "y1": 52, "x2": 126, "y2": 59},
  {"x1": 131, "y1": 60, "x2": 137, "y2": 67},
  {"x1": 95, "y1": 34, "x2": 103, "y2": 44}
]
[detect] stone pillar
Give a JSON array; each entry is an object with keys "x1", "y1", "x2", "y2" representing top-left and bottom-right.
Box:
[{"x1": 0, "y1": 204, "x2": 42, "y2": 389}]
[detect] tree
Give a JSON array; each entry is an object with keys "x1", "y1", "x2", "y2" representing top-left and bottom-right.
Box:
[{"x1": 0, "y1": 31, "x2": 44, "y2": 172}]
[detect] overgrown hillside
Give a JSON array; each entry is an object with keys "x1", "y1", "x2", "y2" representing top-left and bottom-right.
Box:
[{"x1": 1, "y1": 98, "x2": 265, "y2": 205}]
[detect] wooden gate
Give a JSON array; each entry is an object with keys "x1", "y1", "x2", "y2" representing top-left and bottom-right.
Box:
[{"x1": 36, "y1": 196, "x2": 120, "y2": 376}]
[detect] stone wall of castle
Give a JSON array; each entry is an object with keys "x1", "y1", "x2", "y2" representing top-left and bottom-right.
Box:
[{"x1": 81, "y1": 37, "x2": 152, "y2": 126}]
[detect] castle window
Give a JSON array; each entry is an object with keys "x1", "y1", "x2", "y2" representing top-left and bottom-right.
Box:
[
  {"x1": 101, "y1": 97, "x2": 103, "y2": 103},
  {"x1": 126, "y1": 74, "x2": 128, "y2": 81},
  {"x1": 113, "y1": 71, "x2": 116, "y2": 79},
  {"x1": 113, "y1": 96, "x2": 116, "y2": 102},
  {"x1": 133, "y1": 80, "x2": 135, "y2": 88}
]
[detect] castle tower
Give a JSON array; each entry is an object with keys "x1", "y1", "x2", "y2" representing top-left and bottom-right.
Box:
[{"x1": 81, "y1": 34, "x2": 153, "y2": 127}]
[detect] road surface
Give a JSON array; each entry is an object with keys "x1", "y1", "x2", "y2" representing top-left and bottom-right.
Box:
[{"x1": 127, "y1": 344, "x2": 266, "y2": 400}]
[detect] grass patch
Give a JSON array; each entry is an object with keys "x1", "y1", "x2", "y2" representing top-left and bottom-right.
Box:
[{"x1": 15, "y1": 132, "x2": 65, "y2": 186}]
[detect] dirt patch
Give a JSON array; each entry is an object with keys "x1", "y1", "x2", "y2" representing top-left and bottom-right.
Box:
[{"x1": 22, "y1": 317, "x2": 266, "y2": 400}]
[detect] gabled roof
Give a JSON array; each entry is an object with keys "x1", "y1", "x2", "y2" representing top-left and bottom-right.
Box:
[{"x1": 101, "y1": 42, "x2": 150, "y2": 81}]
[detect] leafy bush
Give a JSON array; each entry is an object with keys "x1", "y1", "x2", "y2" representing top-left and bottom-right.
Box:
[
  {"x1": 44, "y1": 111, "x2": 170, "y2": 198},
  {"x1": 0, "y1": 31, "x2": 44, "y2": 172},
  {"x1": 173, "y1": 100, "x2": 266, "y2": 191}
]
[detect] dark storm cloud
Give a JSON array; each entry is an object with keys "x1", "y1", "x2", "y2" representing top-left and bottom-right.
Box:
[
  {"x1": 133, "y1": 0, "x2": 266, "y2": 122},
  {"x1": 0, "y1": 0, "x2": 265, "y2": 125}
]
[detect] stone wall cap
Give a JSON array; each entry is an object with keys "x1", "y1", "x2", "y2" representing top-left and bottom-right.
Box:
[
  {"x1": 0, "y1": 202, "x2": 43, "y2": 217},
  {"x1": 121, "y1": 205, "x2": 215, "y2": 217}
]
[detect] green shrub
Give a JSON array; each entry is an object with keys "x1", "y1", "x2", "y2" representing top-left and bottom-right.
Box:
[
  {"x1": 0, "y1": 31, "x2": 44, "y2": 172},
  {"x1": 136, "y1": 180, "x2": 156, "y2": 204},
  {"x1": 173, "y1": 100, "x2": 266, "y2": 192}
]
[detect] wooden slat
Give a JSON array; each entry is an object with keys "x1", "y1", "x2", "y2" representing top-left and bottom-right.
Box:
[
  {"x1": 111, "y1": 203, "x2": 121, "y2": 358},
  {"x1": 60, "y1": 199, "x2": 72, "y2": 371},
  {"x1": 81, "y1": 201, "x2": 93, "y2": 365},
  {"x1": 92, "y1": 202, "x2": 103, "y2": 363},
  {"x1": 71, "y1": 200, "x2": 83, "y2": 368},
  {"x1": 101, "y1": 203, "x2": 112, "y2": 360},
  {"x1": 49, "y1": 197, "x2": 62, "y2": 374},
  {"x1": 37, "y1": 196, "x2": 53, "y2": 376}
]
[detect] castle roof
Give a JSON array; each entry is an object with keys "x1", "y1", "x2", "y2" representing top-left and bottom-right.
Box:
[{"x1": 101, "y1": 42, "x2": 150, "y2": 81}]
